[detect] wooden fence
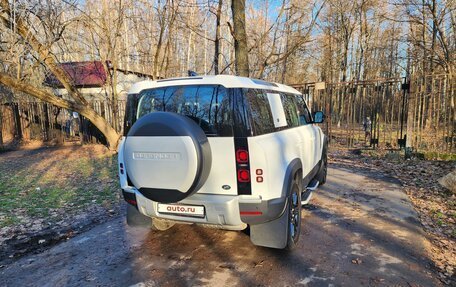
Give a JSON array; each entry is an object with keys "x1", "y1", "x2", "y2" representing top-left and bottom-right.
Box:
[
  {"x1": 0, "y1": 100, "x2": 125, "y2": 145},
  {"x1": 1, "y1": 73, "x2": 454, "y2": 153}
]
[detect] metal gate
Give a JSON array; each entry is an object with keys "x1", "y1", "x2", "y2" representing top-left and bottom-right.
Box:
[{"x1": 292, "y1": 73, "x2": 455, "y2": 153}]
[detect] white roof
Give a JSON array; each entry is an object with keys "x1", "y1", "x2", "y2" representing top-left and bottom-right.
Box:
[{"x1": 128, "y1": 75, "x2": 301, "y2": 95}]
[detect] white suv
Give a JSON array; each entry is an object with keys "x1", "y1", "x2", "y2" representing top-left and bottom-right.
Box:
[{"x1": 118, "y1": 75, "x2": 327, "y2": 249}]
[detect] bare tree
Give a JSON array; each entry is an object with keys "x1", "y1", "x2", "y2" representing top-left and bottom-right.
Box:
[{"x1": 0, "y1": 0, "x2": 121, "y2": 149}]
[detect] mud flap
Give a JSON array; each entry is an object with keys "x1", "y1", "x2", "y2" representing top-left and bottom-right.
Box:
[
  {"x1": 249, "y1": 199, "x2": 289, "y2": 249},
  {"x1": 126, "y1": 204, "x2": 151, "y2": 228}
]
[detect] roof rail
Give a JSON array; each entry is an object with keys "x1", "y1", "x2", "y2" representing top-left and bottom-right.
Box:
[{"x1": 251, "y1": 79, "x2": 278, "y2": 87}]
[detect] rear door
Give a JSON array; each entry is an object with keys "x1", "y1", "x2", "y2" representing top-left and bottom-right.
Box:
[
  {"x1": 293, "y1": 95, "x2": 320, "y2": 171},
  {"x1": 133, "y1": 84, "x2": 238, "y2": 196}
]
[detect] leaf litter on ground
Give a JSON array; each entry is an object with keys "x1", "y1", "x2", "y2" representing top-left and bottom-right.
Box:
[{"x1": 329, "y1": 146, "x2": 455, "y2": 282}]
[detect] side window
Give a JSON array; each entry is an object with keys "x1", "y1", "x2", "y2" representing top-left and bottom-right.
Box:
[
  {"x1": 295, "y1": 95, "x2": 312, "y2": 125},
  {"x1": 244, "y1": 89, "x2": 275, "y2": 135},
  {"x1": 281, "y1": 93, "x2": 300, "y2": 127}
]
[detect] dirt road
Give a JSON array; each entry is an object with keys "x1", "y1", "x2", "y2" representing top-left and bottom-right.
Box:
[{"x1": 0, "y1": 164, "x2": 441, "y2": 286}]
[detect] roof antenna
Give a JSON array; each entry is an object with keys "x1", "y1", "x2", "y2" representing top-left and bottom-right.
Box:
[{"x1": 188, "y1": 70, "x2": 198, "y2": 77}]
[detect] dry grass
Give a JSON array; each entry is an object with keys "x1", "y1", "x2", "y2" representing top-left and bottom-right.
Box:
[{"x1": 0, "y1": 144, "x2": 120, "y2": 230}]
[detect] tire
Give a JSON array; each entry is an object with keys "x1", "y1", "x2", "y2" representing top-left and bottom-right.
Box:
[
  {"x1": 124, "y1": 112, "x2": 212, "y2": 203},
  {"x1": 285, "y1": 178, "x2": 302, "y2": 250}
]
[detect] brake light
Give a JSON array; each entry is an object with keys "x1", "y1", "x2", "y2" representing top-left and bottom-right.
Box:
[
  {"x1": 237, "y1": 169, "x2": 250, "y2": 182},
  {"x1": 236, "y1": 149, "x2": 249, "y2": 163}
]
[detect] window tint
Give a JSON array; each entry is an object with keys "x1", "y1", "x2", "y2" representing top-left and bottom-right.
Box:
[
  {"x1": 232, "y1": 88, "x2": 253, "y2": 137},
  {"x1": 123, "y1": 93, "x2": 139, "y2": 135},
  {"x1": 295, "y1": 95, "x2": 312, "y2": 125},
  {"x1": 137, "y1": 85, "x2": 233, "y2": 136},
  {"x1": 244, "y1": 89, "x2": 275, "y2": 135},
  {"x1": 281, "y1": 93, "x2": 300, "y2": 127}
]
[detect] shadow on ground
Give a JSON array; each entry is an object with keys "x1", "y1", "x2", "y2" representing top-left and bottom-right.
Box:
[{"x1": 0, "y1": 166, "x2": 441, "y2": 286}]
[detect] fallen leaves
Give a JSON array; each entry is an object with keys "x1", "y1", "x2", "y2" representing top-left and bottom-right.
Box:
[
  {"x1": 329, "y1": 147, "x2": 455, "y2": 283},
  {"x1": 351, "y1": 258, "x2": 363, "y2": 264}
]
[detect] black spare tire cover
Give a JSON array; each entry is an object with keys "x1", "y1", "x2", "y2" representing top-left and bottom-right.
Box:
[{"x1": 124, "y1": 112, "x2": 212, "y2": 203}]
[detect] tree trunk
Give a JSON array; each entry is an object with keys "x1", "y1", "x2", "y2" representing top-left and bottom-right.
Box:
[
  {"x1": 231, "y1": 0, "x2": 249, "y2": 77},
  {"x1": 0, "y1": 104, "x2": 3, "y2": 148},
  {"x1": 214, "y1": 0, "x2": 222, "y2": 75},
  {"x1": 281, "y1": 7, "x2": 291, "y2": 84},
  {"x1": 12, "y1": 103, "x2": 22, "y2": 141}
]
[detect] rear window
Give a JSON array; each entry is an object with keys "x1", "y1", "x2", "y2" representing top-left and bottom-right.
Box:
[{"x1": 136, "y1": 85, "x2": 233, "y2": 136}]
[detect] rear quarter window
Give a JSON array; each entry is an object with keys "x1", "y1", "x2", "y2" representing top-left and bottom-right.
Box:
[
  {"x1": 244, "y1": 89, "x2": 275, "y2": 135},
  {"x1": 281, "y1": 93, "x2": 300, "y2": 127}
]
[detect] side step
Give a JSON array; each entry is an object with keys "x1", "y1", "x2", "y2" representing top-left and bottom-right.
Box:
[{"x1": 301, "y1": 179, "x2": 319, "y2": 205}]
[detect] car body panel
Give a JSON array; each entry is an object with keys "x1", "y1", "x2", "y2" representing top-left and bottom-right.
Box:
[{"x1": 119, "y1": 76, "x2": 326, "y2": 242}]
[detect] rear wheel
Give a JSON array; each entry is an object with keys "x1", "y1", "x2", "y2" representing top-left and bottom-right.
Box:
[{"x1": 285, "y1": 178, "x2": 302, "y2": 250}]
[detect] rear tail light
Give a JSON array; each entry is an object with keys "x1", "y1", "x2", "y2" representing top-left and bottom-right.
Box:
[
  {"x1": 236, "y1": 149, "x2": 249, "y2": 163},
  {"x1": 237, "y1": 169, "x2": 250, "y2": 182},
  {"x1": 234, "y1": 138, "x2": 251, "y2": 195}
]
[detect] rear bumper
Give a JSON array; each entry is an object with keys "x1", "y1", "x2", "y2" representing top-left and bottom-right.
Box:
[
  {"x1": 238, "y1": 196, "x2": 288, "y2": 225},
  {"x1": 121, "y1": 187, "x2": 287, "y2": 229}
]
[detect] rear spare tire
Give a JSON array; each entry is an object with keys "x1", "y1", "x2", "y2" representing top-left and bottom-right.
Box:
[{"x1": 124, "y1": 112, "x2": 212, "y2": 203}]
